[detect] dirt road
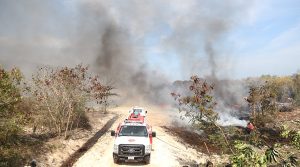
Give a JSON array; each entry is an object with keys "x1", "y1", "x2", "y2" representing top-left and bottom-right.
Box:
[{"x1": 73, "y1": 107, "x2": 211, "y2": 167}]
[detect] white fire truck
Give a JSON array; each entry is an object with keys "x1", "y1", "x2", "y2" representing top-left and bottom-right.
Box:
[{"x1": 111, "y1": 110, "x2": 156, "y2": 164}]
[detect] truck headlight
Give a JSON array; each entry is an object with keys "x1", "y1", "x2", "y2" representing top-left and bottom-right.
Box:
[
  {"x1": 145, "y1": 145, "x2": 151, "y2": 153},
  {"x1": 113, "y1": 144, "x2": 118, "y2": 153}
]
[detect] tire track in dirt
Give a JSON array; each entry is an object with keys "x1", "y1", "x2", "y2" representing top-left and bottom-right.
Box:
[
  {"x1": 73, "y1": 107, "x2": 214, "y2": 167},
  {"x1": 61, "y1": 115, "x2": 118, "y2": 167}
]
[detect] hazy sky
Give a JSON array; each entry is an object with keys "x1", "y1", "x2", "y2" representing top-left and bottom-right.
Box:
[
  {"x1": 143, "y1": 0, "x2": 300, "y2": 79},
  {"x1": 0, "y1": 0, "x2": 299, "y2": 80},
  {"x1": 230, "y1": 0, "x2": 300, "y2": 78}
]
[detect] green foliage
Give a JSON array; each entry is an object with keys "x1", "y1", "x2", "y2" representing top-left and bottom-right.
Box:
[
  {"x1": 246, "y1": 81, "x2": 278, "y2": 127},
  {"x1": 257, "y1": 73, "x2": 300, "y2": 106},
  {"x1": 229, "y1": 141, "x2": 295, "y2": 167},
  {"x1": 0, "y1": 119, "x2": 21, "y2": 145},
  {"x1": 0, "y1": 67, "x2": 23, "y2": 116},
  {"x1": 248, "y1": 131, "x2": 264, "y2": 147},
  {"x1": 281, "y1": 155, "x2": 298, "y2": 167},
  {"x1": 230, "y1": 141, "x2": 299, "y2": 166},
  {"x1": 0, "y1": 67, "x2": 26, "y2": 166},
  {"x1": 265, "y1": 146, "x2": 279, "y2": 163},
  {"x1": 260, "y1": 76, "x2": 294, "y2": 102},
  {"x1": 291, "y1": 131, "x2": 300, "y2": 149},
  {"x1": 0, "y1": 65, "x2": 115, "y2": 165},
  {"x1": 281, "y1": 125, "x2": 300, "y2": 149},
  {"x1": 280, "y1": 125, "x2": 291, "y2": 138},
  {"x1": 0, "y1": 66, "x2": 24, "y2": 143},
  {"x1": 230, "y1": 141, "x2": 267, "y2": 167},
  {"x1": 207, "y1": 133, "x2": 229, "y2": 153},
  {"x1": 0, "y1": 147, "x2": 23, "y2": 167}
]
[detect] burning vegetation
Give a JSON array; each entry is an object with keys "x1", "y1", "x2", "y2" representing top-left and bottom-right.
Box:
[
  {"x1": 1, "y1": 66, "x2": 300, "y2": 166},
  {"x1": 169, "y1": 74, "x2": 300, "y2": 166}
]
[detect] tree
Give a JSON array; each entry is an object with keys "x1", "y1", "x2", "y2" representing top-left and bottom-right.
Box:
[
  {"x1": 246, "y1": 81, "x2": 278, "y2": 127},
  {"x1": 0, "y1": 66, "x2": 25, "y2": 166},
  {"x1": 0, "y1": 67, "x2": 24, "y2": 143},
  {"x1": 0, "y1": 67, "x2": 23, "y2": 117},
  {"x1": 30, "y1": 65, "x2": 113, "y2": 138},
  {"x1": 292, "y1": 73, "x2": 300, "y2": 106},
  {"x1": 171, "y1": 75, "x2": 233, "y2": 153}
]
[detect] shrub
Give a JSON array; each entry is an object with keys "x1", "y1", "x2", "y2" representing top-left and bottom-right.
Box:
[
  {"x1": 0, "y1": 66, "x2": 25, "y2": 166},
  {"x1": 172, "y1": 75, "x2": 234, "y2": 153},
  {"x1": 30, "y1": 65, "x2": 113, "y2": 138},
  {"x1": 246, "y1": 81, "x2": 278, "y2": 127}
]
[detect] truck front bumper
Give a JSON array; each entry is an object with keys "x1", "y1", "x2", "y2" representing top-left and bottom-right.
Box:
[{"x1": 113, "y1": 153, "x2": 150, "y2": 162}]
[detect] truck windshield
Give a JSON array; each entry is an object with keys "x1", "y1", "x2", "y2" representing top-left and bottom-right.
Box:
[{"x1": 119, "y1": 125, "x2": 148, "y2": 137}]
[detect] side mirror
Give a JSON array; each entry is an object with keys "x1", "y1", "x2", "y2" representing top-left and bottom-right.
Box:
[
  {"x1": 152, "y1": 131, "x2": 156, "y2": 137},
  {"x1": 111, "y1": 130, "x2": 116, "y2": 136}
]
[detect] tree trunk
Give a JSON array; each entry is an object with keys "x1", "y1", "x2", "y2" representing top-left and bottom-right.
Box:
[{"x1": 64, "y1": 105, "x2": 72, "y2": 139}]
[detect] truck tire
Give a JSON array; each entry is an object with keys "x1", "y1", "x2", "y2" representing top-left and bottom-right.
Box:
[
  {"x1": 113, "y1": 155, "x2": 119, "y2": 164},
  {"x1": 144, "y1": 155, "x2": 150, "y2": 164}
]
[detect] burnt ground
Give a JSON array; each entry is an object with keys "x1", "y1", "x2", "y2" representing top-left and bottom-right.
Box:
[
  {"x1": 162, "y1": 108, "x2": 300, "y2": 159},
  {"x1": 161, "y1": 126, "x2": 223, "y2": 154},
  {"x1": 277, "y1": 108, "x2": 300, "y2": 129},
  {"x1": 257, "y1": 108, "x2": 300, "y2": 146}
]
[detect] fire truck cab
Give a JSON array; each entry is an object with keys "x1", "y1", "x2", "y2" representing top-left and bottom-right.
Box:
[{"x1": 111, "y1": 111, "x2": 155, "y2": 164}]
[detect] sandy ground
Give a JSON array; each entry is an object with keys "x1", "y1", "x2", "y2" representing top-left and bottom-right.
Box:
[
  {"x1": 73, "y1": 106, "x2": 221, "y2": 167},
  {"x1": 36, "y1": 112, "x2": 114, "y2": 167},
  {"x1": 27, "y1": 106, "x2": 300, "y2": 167}
]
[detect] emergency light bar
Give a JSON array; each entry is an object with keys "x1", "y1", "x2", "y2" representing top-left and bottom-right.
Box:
[{"x1": 124, "y1": 119, "x2": 144, "y2": 124}]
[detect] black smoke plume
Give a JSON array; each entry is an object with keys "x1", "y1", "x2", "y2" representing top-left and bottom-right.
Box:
[{"x1": 0, "y1": 1, "x2": 255, "y2": 121}]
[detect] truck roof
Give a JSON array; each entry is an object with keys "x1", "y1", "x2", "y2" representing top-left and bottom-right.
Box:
[
  {"x1": 120, "y1": 120, "x2": 147, "y2": 126},
  {"x1": 128, "y1": 113, "x2": 145, "y2": 122}
]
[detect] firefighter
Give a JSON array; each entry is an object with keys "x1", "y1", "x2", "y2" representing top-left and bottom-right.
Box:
[{"x1": 246, "y1": 122, "x2": 255, "y2": 134}]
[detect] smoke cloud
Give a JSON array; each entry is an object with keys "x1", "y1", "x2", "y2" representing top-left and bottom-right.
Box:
[{"x1": 0, "y1": 0, "x2": 256, "y2": 124}]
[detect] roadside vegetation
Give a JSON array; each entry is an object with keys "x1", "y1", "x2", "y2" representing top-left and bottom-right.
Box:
[
  {"x1": 0, "y1": 67, "x2": 28, "y2": 166},
  {"x1": 0, "y1": 65, "x2": 114, "y2": 166},
  {"x1": 172, "y1": 74, "x2": 300, "y2": 166},
  {"x1": 1, "y1": 63, "x2": 300, "y2": 166}
]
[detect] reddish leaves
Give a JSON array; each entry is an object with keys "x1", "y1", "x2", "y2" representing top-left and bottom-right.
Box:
[
  {"x1": 172, "y1": 75, "x2": 217, "y2": 124},
  {"x1": 31, "y1": 65, "x2": 114, "y2": 137}
]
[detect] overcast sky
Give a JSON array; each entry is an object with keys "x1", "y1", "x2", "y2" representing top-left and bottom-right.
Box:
[{"x1": 0, "y1": 0, "x2": 299, "y2": 80}]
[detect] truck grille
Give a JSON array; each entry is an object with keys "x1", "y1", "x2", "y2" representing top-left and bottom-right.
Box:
[{"x1": 119, "y1": 144, "x2": 145, "y2": 156}]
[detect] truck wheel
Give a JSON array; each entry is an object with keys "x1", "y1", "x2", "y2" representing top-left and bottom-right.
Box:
[
  {"x1": 144, "y1": 155, "x2": 150, "y2": 164},
  {"x1": 113, "y1": 155, "x2": 119, "y2": 164},
  {"x1": 113, "y1": 158, "x2": 119, "y2": 164}
]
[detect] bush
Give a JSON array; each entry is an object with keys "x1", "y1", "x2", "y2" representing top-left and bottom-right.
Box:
[
  {"x1": 0, "y1": 67, "x2": 24, "y2": 138},
  {"x1": 0, "y1": 66, "x2": 25, "y2": 166},
  {"x1": 281, "y1": 125, "x2": 300, "y2": 150},
  {"x1": 292, "y1": 73, "x2": 300, "y2": 106},
  {"x1": 230, "y1": 141, "x2": 298, "y2": 167},
  {"x1": 30, "y1": 65, "x2": 113, "y2": 138},
  {"x1": 172, "y1": 75, "x2": 234, "y2": 153},
  {"x1": 246, "y1": 81, "x2": 278, "y2": 127}
]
